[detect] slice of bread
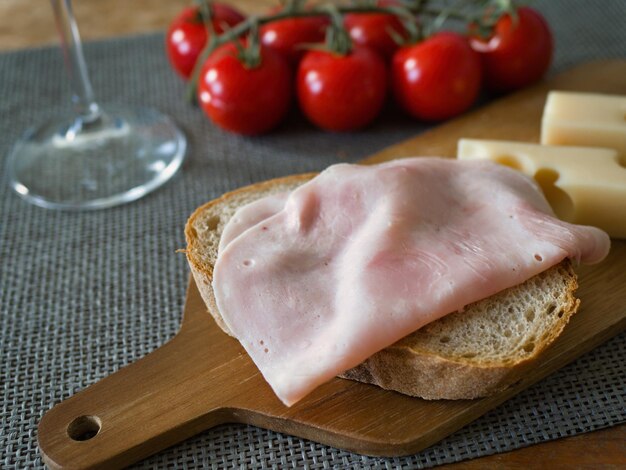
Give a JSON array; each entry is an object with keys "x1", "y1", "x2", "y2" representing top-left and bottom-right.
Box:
[{"x1": 185, "y1": 174, "x2": 580, "y2": 400}]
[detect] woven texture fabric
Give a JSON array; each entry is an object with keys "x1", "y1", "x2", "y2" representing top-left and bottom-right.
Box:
[{"x1": 1, "y1": 0, "x2": 625, "y2": 468}]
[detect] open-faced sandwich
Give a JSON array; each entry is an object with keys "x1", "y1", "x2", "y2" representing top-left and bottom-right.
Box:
[{"x1": 185, "y1": 158, "x2": 610, "y2": 406}]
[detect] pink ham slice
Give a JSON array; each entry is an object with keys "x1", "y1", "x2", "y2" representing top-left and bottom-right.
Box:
[{"x1": 213, "y1": 158, "x2": 610, "y2": 406}]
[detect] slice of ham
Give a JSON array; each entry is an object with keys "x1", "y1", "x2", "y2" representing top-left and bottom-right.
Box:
[{"x1": 213, "y1": 158, "x2": 610, "y2": 406}]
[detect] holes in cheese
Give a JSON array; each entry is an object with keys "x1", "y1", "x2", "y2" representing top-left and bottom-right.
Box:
[
  {"x1": 494, "y1": 155, "x2": 524, "y2": 171},
  {"x1": 533, "y1": 168, "x2": 575, "y2": 222},
  {"x1": 457, "y1": 139, "x2": 626, "y2": 238}
]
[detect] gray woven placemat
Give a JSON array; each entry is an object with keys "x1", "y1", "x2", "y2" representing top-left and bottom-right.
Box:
[{"x1": 1, "y1": 0, "x2": 625, "y2": 468}]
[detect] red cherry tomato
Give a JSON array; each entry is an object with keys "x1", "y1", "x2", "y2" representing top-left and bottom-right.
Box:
[
  {"x1": 344, "y1": 0, "x2": 408, "y2": 59},
  {"x1": 166, "y1": 4, "x2": 245, "y2": 79},
  {"x1": 260, "y1": 12, "x2": 329, "y2": 65},
  {"x1": 197, "y1": 44, "x2": 293, "y2": 135},
  {"x1": 392, "y1": 32, "x2": 482, "y2": 121},
  {"x1": 470, "y1": 7, "x2": 553, "y2": 92},
  {"x1": 297, "y1": 47, "x2": 387, "y2": 132}
]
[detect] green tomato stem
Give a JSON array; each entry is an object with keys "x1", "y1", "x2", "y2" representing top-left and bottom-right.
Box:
[{"x1": 185, "y1": 1, "x2": 508, "y2": 103}]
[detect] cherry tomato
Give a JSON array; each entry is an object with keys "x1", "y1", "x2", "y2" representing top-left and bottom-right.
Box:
[
  {"x1": 344, "y1": 0, "x2": 408, "y2": 59},
  {"x1": 470, "y1": 7, "x2": 553, "y2": 92},
  {"x1": 197, "y1": 44, "x2": 293, "y2": 135},
  {"x1": 391, "y1": 32, "x2": 482, "y2": 121},
  {"x1": 166, "y1": 4, "x2": 245, "y2": 79},
  {"x1": 260, "y1": 10, "x2": 329, "y2": 65},
  {"x1": 297, "y1": 47, "x2": 387, "y2": 132}
]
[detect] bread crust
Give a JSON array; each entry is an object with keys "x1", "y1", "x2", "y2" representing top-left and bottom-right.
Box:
[
  {"x1": 341, "y1": 263, "x2": 579, "y2": 399},
  {"x1": 185, "y1": 173, "x2": 316, "y2": 336},
  {"x1": 185, "y1": 173, "x2": 581, "y2": 400}
]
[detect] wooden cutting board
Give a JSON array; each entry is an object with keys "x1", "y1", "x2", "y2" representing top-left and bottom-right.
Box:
[{"x1": 38, "y1": 60, "x2": 626, "y2": 470}]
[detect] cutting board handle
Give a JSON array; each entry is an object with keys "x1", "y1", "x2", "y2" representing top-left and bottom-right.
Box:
[{"x1": 37, "y1": 332, "x2": 237, "y2": 470}]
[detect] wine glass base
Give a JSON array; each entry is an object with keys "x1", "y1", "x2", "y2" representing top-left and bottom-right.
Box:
[{"x1": 6, "y1": 106, "x2": 186, "y2": 210}]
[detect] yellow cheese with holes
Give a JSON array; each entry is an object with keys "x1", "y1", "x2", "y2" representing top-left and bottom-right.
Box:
[
  {"x1": 541, "y1": 91, "x2": 626, "y2": 160},
  {"x1": 457, "y1": 139, "x2": 626, "y2": 238}
]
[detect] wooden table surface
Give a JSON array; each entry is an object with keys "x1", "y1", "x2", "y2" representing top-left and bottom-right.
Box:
[{"x1": 1, "y1": 1, "x2": 623, "y2": 468}]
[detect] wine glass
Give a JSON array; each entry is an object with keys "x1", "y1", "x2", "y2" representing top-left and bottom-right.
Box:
[{"x1": 5, "y1": 0, "x2": 187, "y2": 210}]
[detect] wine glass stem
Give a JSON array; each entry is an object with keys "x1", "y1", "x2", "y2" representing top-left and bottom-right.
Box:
[{"x1": 51, "y1": 0, "x2": 101, "y2": 123}]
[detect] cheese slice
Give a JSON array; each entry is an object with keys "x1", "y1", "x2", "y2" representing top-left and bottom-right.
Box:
[
  {"x1": 457, "y1": 139, "x2": 626, "y2": 238},
  {"x1": 541, "y1": 91, "x2": 626, "y2": 161}
]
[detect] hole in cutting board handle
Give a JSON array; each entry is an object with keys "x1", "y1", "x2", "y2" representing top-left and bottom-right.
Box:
[{"x1": 67, "y1": 415, "x2": 101, "y2": 441}]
